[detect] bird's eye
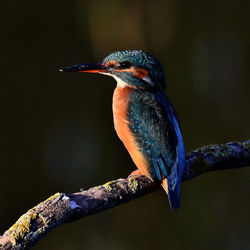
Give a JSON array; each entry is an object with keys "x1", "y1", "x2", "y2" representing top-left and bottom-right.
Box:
[{"x1": 117, "y1": 61, "x2": 131, "y2": 69}]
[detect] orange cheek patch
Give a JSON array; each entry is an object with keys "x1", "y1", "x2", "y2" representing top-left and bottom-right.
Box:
[
  {"x1": 115, "y1": 67, "x2": 148, "y2": 79},
  {"x1": 104, "y1": 60, "x2": 117, "y2": 67},
  {"x1": 133, "y1": 68, "x2": 148, "y2": 78}
]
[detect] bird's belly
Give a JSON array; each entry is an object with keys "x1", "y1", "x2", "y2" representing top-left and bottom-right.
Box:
[{"x1": 112, "y1": 86, "x2": 151, "y2": 178}]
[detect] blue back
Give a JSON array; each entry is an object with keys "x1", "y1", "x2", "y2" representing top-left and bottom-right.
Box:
[{"x1": 127, "y1": 89, "x2": 185, "y2": 209}]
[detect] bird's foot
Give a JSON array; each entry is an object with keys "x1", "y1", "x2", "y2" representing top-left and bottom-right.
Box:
[{"x1": 129, "y1": 169, "x2": 142, "y2": 177}]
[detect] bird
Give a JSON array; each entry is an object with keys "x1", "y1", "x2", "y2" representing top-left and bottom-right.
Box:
[{"x1": 60, "y1": 50, "x2": 185, "y2": 209}]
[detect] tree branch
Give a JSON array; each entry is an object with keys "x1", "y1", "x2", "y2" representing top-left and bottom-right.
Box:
[{"x1": 0, "y1": 140, "x2": 249, "y2": 249}]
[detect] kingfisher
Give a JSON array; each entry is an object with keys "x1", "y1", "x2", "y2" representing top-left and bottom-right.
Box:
[{"x1": 60, "y1": 50, "x2": 185, "y2": 209}]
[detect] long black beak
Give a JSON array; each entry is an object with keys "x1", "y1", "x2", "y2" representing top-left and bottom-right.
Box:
[{"x1": 59, "y1": 61, "x2": 107, "y2": 73}]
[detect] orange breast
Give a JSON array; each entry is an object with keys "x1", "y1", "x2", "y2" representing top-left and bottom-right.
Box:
[{"x1": 112, "y1": 85, "x2": 151, "y2": 179}]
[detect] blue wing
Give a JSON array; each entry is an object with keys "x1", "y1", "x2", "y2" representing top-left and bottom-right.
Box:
[{"x1": 128, "y1": 90, "x2": 185, "y2": 209}]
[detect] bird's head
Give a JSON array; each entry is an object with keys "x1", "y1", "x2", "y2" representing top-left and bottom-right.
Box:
[{"x1": 60, "y1": 50, "x2": 166, "y2": 90}]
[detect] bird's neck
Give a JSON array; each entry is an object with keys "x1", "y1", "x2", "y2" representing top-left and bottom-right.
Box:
[{"x1": 112, "y1": 84, "x2": 133, "y2": 122}]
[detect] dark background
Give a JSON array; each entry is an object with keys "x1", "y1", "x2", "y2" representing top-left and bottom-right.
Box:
[{"x1": 1, "y1": 0, "x2": 250, "y2": 249}]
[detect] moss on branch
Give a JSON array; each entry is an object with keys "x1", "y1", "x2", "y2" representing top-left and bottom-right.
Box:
[{"x1": 0, "y1": 140, "x2": 249, "y2": 249}]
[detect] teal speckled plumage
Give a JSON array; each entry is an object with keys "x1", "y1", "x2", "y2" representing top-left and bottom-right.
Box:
[
  {"x1": 103, "y1": 50, "x2": 166, "y2": 90},
  {"x1": 127, "y1": 88, "x2": 185, "y2": 208}
]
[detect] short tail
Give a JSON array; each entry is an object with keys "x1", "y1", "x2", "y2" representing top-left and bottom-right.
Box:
[{"x1": 161, "y1": 178, "x2": 180, "y2": 210}]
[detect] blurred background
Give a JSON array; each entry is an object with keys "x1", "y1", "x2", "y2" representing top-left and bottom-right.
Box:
[{"x1": 1, "y1": 0, "x2": 250, "y2": 249}]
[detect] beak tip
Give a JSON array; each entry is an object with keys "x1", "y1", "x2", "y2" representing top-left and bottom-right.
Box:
[{"x1": 58, "y1": 62, "x2": 106, "y2": 73}]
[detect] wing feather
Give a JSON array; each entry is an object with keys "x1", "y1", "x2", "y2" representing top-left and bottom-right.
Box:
[{"x1": 128, "y1": 90, "x2": 185, "y2": 208}]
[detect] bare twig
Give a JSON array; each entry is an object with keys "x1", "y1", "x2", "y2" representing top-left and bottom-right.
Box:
[{"x1": 0, "y1": 140, "x2": 249, "y2": 249}]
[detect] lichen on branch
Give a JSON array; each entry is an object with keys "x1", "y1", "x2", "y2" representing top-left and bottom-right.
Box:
[{"x1": 0, "y1": 140, "x2": 249, "y2": 249}]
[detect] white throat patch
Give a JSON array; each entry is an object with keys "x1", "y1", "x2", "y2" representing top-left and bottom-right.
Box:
[
  {"x1": 100, "y1": 73, "x2": 128, "y2": 88},
  {"x1": 100, "y1": 72, "x2": 155, "y2": 88}
]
